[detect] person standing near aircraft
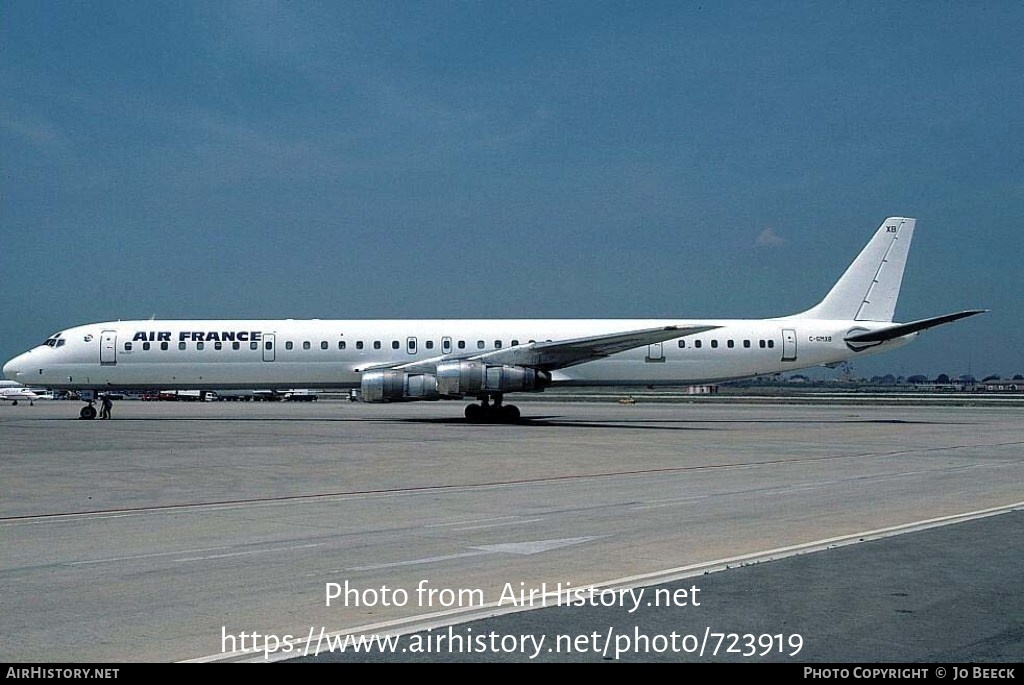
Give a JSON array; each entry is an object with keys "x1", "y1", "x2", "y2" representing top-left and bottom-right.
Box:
[{"x1": 99, "y1": 394, "x2": 112, "y2": 420}]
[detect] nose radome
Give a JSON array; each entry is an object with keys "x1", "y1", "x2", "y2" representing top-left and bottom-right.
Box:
[{"x1": 3, "y1": 353, "x2": 27, "y2": 381}]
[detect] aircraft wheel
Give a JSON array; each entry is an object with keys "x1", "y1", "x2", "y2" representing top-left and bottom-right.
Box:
[
  {"x1": 11, "y1": 400, "x2": 17, "y2": 406},
  {"x1": 465, "y1": 404, "x2": 482, "y2": 421},
  {"x1": 80, "y1": 405, "x2": 97, "y2": 420},
  {"x1": 503, "y1": 405, "x2": 521, "y2": 421}
]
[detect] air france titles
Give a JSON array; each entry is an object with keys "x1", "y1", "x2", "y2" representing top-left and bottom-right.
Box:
[{"x1": 132, "y1": 331, "x2": 263, "y2": 343}]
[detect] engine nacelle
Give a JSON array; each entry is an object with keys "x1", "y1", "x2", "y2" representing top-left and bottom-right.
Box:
[
  {"x1": 436, "y1": 361, "x2": 549, "y2": 397},
  {"x1": 360, "y1": 370, "x2": 440, "y2": 402}
]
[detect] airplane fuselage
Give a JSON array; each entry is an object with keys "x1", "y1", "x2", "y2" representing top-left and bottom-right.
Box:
[{"x1": 3, "y1": 317, "x2": 910, "y2": 392}]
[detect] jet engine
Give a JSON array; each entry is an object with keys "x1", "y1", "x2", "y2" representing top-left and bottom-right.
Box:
[
  {"x1": 359, "y1": 362, "x2": 550, "y2": 402},
  {"x1": 436, "y1": 361, "x2": 549, "y2": 397},
  {"x1": 360, "y1": 370, "x2": 440, "y2": 402}
]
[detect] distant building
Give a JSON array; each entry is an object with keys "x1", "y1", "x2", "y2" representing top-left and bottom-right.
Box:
[
  {"x1": 911, "y1": 379, "x2": 976, "y2": 392},
  {"x1": 977, "y1": 379, "x2": 1023, "y2": 392},
  {"x1": 685, "y1": 385, "x2": 718, "y2": 395}
]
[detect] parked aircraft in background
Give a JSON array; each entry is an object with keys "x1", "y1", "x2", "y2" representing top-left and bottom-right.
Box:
[
  {"x1": 0, "y1": 383, "x2": 54, "y2": 405},
  {"x1": 2, "y1": 217, "x2": 985, "y2": 421}
]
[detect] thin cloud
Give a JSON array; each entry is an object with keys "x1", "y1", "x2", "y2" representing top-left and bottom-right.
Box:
[{"x1": 756, "y1": 226, "x2": 786, "y2": 247}]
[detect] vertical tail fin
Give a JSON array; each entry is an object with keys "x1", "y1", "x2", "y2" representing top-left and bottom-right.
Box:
[{"x1": 800, "y1": 217, "x2": 916, "y2": 322}]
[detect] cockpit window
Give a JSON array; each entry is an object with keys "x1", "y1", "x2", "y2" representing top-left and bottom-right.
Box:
[
  {"x1": 43, "y1": 332, "x2": 66, "y2": 347},
  {"x1": 56, "y1": 339, "x2": 66, "y2": 347}
]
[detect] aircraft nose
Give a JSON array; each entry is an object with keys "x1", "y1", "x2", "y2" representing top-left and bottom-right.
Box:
[{"x1": 3, "y1": 353, "x2": 27, "y2": 382}]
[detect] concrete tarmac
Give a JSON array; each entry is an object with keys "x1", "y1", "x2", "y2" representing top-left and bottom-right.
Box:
[
  {"x1": 0, "y1": 400, "x2": 1021, "y2": 663},
  {"x1": 300, "y1": 508, "x2": 1024, "y2": 662}
]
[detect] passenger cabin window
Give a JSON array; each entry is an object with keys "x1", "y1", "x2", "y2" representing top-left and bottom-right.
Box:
[
  {"x1": 743, "y1": 340, "x2": 751, "y2": 348},
  {"x1": 161, "y1": 342, "x2": 169, "y2": 351},
  {"x1": 407, "y1": 338, "x2": 417, "y2": 354},
  {"x1": 124, "y1": 342, "x2": 132, "y2": 351},
  {"x1": 197, "y1": 342, "x2": 205, "y2": 350},
  {"x1": 303, "y1": 341, "x2": 311, "y2": 350},
  {"x1": 233, "y1": 342, "x2": 240, "y2": 350},
  {"x1": 143, "y1": 342, "x2": 151, "y2": 351},
  {"x1": 458, "y1": 341, "x2": 466, "y2": 349},
  {"x1": 356, "y1": 341, "x2": 364, "y2": 350},
  {"x1": 768, "y1": 340, "x2": 775, "y2": 348},
  {"x1": 727, "y1": 340, "x2": 735, "y2": 348},
  {"x1": 286, "y1": 342, "x2": 294, "y2": 350},
  {"x1": 338, "y1": 341, "x2": 346, "y2": 350},
  {"x1": 373, "y1": 341, "x2": 381, "y2": 350},
  {"x1": 759, "y1": 340, "x2": 766, "y2": 348},
  {"x1": 179, "y1": 342, "x2": 187, "y2": 350},
  {"x1": 678, "y1": 340, "x2": 686, "y2": 348},
  {"x1": 494, "y1": 340, "x2": 502, "y2": 349},
  {"x1": 426, "y1": 340, "x2": 434, "y2": 350},
  {"x1": 250, "y1": 342, "x2": 258, "y2": 350},
  {"x1": 391, "y1": 341, "x2": 400, "y2": 350},
  {"x1": 215, "y1": 342, "x2": 222, "y2": 350},
  {"x1": 265, "y1": 341, "x2": 273, "y2": 350},
  {"x1": 511, "y1": 339, "x2": 519, "y2": 346},
  {"x1": 321, "y1": 341, "x2": 328, "y2": 350},
  {"x1": 477, "y1": 340, "x2": 485, "y2": 349},
  {"x1": 695, "y1": 340, "x2": 702, "y2": 348},
  {"x1": 711, "y1": 340, "x2": 718, "y2": 349}
]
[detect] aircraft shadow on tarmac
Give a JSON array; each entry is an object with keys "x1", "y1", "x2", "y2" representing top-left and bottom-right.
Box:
[{"x1": 30, "y1": 414, "x2": 955, "y2": 430}]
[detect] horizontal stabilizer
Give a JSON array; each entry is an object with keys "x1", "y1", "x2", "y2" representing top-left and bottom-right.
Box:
[{"x1": 844, "y1": 310, "x2": 988, "y2": 344}]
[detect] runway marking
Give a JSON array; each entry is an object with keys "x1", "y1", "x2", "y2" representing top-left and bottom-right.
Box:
[
  {"x1": 348, "y1": 550, "x2": 491, "y2": 571},
  {"x1": 770, "y1": 481, "x2": 836, "y2": 494},
  {"x1": 469, "y1": 537, "x2": 601, "y2": 555},
  {"x1": 68, "y1": 545, "x2": 240, "y2": 566},
  {"x1": 67, "y1": 542, "x2": 325, "y2": 566},
  {"x1": 449, "y1": 517, "x2": 545, "y2": 531},
  {"x1": 175, "y1": 543, "x2": 323, "y2": 563},
  {"x1": 631, "y1": 495, "x2": 708, "y2": 510},
  {"x1": 338, "y1": 536, "x2": 602, "y2": 572},
  {"x1": 422, "y1": 515, "x2": 522, "y2": 529}
]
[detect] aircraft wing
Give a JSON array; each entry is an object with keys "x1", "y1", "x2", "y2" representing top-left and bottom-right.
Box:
[
  {"x1": 358, "y1": 324, "x2": 719, "y2": 374},
  {"x1": 471, "y1": 324, "x2": 720, "y2": 370},
  {"x1": 844, "y1": 310, "x2": 987, "y2": 344}
]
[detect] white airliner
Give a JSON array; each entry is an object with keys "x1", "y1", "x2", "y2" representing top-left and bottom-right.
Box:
[{"x1": 2, "y1": 217, "x2": 984, "y2": 421}]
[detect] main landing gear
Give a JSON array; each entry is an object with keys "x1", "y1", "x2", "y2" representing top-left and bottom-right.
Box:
[
  {"x1": 464, "y1": 394, "x2": 521, "y2": 423},
  {"x1": 80, "y1": 403, "x2": 97, "y2": 420}
]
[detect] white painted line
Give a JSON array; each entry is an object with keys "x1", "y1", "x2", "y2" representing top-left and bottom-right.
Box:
[
  {"x1": 422, "y1": 515, "x2": 522, "y2": 529},
  {"x1": 450, "y1": 517, "x2": 545, "y2": 532},
  {"x1": 347, "y1": 550, "x2": 491, "y2": 571},
  {"x1": 175, "y1": 543, "x2": 323, "y2": 563},
  {"x1": 69, "y1": 545, "x2": 238, "y2": 566}
]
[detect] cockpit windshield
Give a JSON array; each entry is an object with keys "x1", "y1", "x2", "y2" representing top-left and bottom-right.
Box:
[{"x1": 43, "y1": 333, "x2": 66, "y2": 348}]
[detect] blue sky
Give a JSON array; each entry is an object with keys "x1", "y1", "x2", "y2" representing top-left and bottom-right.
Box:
[{"x1": 2, "y1": 1, "x2": 1021, "y2": 378}]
